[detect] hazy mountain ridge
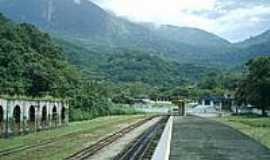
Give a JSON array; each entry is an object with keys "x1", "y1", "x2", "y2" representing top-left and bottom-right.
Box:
[
  {"x1": 0, "y1": 0, "x2": 269, "y2": 71},
  {"x1": 0, "y1": 0, "x2": 247, "y2": 67},
  {"x1": 235, "y1": 29, "x2": 270, "y2": 58},
  {"x1": 237, "y1": 30, "x2": 270, "y2": 47}
]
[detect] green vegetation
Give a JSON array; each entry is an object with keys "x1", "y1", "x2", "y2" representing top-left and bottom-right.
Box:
[
  {"x1": 0, "y1": 13, "x2": 79, "y2": 97},
  {"x1": 236, "y1": 57, "x2": 270, "y2": 116},
  {"x1": 100, "y1": 50, "x2": 213, "y2": 86},
  {"x1": 57, "y1": 39, "x2": 220, "y2": 87},
  {"x1": 216, "y1": 115, "x2": 270, "y2": 149},
  {"x1": 0, "y1": 115, "x2": 148, "y2": 160},
  {"x1": 0, "y1": 7, "x2": 269, "y2": 121},
  {"x1": 58, "y1": 38, "x2": 231, "y2": 101},
  {"x1": 0, "y1": 13, "x2": 142, "y2": 121}
]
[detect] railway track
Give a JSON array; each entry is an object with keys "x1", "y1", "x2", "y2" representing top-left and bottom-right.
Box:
[
  {"x1": 0, "y1": 116, "x2": 156, "y2": 158},
  {"x1": 0, "y1": 126, "x2": 97, "y2": 157},
  {"x1": 114, "y1": 116, "x2": 168, "y2": 160},
  {"x1": 64, "y1": 116, "x2": 157, "y2": 160},
  {"x1": 0, "y1": 137, "x2": 57, "y2": 157}
]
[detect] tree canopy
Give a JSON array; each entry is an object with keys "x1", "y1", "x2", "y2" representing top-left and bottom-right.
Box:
[
  {"x1": 236, "y1": 56, "x2": 270, "y2": 116},
  {"x1": 0, "y1": 13, "x2": 80, "y2": 97}
]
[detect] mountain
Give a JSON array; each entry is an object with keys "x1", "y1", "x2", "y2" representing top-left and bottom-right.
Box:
[
  {"x1": 0, "y1": 0, "x2": 246, "y2": 67},
  {"x1": 237, "y1": 30, "x2": 270, "y2": 48},
  {"x1": 0, "y1": 13, "x2": 148, "y2": 120},
  {"x1": 0, "y1": 0, "x2": 114, "y2": 36},
  {"x1": 236, "y1": 29, "x2": 270, "y2": 58},
  {"x1": 56, "y1": 38, "x2": 218, "y2": 87}
]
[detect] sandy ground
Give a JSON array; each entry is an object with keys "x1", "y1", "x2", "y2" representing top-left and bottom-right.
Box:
[
  {"x1": 170, "y1": 116, "x2": 270, "y2": 160},
  {"x1": 87, "y1": 117, "x2": 162, "y2": 160}
]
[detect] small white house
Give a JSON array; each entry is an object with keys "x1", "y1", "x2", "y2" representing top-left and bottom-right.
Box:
[{"x1": 200, "y1": 96, "x2": 222, "y2": 107}]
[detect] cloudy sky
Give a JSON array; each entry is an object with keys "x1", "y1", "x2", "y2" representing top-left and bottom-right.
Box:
[{"x1": 91, "y1": 0, "x2": 270, "y2": 42}]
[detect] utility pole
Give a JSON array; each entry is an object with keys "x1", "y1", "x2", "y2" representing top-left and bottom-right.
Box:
[{"x1": 219, "y1": 101, "x2": 223, "y2": 117}]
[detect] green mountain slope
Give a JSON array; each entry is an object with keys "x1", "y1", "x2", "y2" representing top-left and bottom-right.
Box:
[
  {"x1": 236, "y1": 29, "x2": 270, "y2": 57},
  {"x1": 56, "y1": 38, "x2": 218, "y2": 87},
  {"x1": 0, "y1": 0, "x2": 247, "y2": 67},
  {"x1": 0, "y1": 13, "x2": 79, "y2": 97}
]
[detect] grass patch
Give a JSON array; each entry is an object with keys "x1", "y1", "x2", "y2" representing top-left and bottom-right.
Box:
[
  {"x1": 70, "y1": 104, "x2": 144, "y2": 121},
  {"x1": 215, "y1": 115, "x2": 270, "y2": 149},
  {"x1": 0, "y1": 115, "x2": 149, "y2": 160}
]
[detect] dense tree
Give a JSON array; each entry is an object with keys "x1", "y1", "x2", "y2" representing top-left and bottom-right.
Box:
[
  {"x1": 236, "y1": 57, "x2": 270, "y2": 116},
  {"x1": 0, "y1": 14, "x2": 79, "y2": 97},
  {"x1": 0, "y1": 14, "x2": 138, "y2": 121}
]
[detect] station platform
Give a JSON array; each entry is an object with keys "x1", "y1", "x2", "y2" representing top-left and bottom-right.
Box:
[{"x1": 169, "y1": 116, "x2": 270, "y2": 160}]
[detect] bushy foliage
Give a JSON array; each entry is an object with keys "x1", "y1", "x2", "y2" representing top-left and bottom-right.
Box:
[
  {"x1": 0, "y1": 14, "x2": 140, "y2": 121},
  {"x1": 0, "y1": 13, "x2": 79, "y2": 97},
  {"x1": 236, "y1": 56, "x2": 270, "y2": 116}
]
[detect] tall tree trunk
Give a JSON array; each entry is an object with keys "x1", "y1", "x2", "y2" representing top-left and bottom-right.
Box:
[
  {"x1": 236, "y1": 106, "x2": 239, "y2": 115},
  {"x1": 262, "y1": 106, "x2": 267, "y2": 117}
]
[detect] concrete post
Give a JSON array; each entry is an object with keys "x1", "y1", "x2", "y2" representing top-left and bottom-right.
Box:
[
  {"x1": 48, "y1": 104, "x2": 52, "y2": 128},
  {"x1": 22, "y1": 102, "x2": 27, "y2": 133},
  {"x1": 202, "y1": 100, "x2": 205, "y2": 106},
  {"x1": 5, "y1": 100, "x2": 11, "y2": 137},
  {"x1": 34, "y1": 105, "x2": 37, "y2": 131},
  {"x1": 210, "y1": 100, "x2": 214, "y2": 107},
  {"x1": 58, "y1": 103, "x2": 62, "y2": 127},
  {"x1": 219, "y1": 102, "x2": 223, "y2": 117},
  {"x1": 19, "y1": 105, "x2": 24, "y2": 134},
  {"x1": 182, "y1": 104, "x2": 186, "y2": 116},
  {"x1": 65, "y1": 108, "x2": 69, "y2": 126},
  {"x1": 2, "y1": 102, "x2": 7, "y2": 137}
]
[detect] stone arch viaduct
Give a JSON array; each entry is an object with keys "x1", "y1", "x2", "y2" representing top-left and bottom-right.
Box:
[{"x1": 0, "y1": 97, "x2": 69, "y2": 137}]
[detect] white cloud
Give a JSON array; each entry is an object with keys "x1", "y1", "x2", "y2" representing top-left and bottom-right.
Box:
[
  {"x1": 74, "y1": 0, "x2": 81, "y2": 5},
  {"x1": 95, "y1": 0, "x2": 215, "y2": 21},
  {"x1": 92, "y1": 0, "x2": 270, "y2": 42},
  {"x1": 213, "y1": 5, "x2": 270, "y2": 41}
]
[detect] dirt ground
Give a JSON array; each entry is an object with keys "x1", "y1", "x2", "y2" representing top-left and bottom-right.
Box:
[{"x1": 170, "y1": 116, "x2": 270, "y2": 160}]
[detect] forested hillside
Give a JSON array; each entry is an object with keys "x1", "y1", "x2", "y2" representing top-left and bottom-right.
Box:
[
  {"x1": 0, "y1": 0, "x2": 249, "y2": 67},
  {"x1": 0, "y1": 0, "x2": 270, "y2": 121},
  {"x1": 0, "y1": 13, "x2": 139, "y2": 121},
  {"x1": 0, "y1": 13, "x2": 79, "y2": 97},
  {"x1": 56, "y1": 39, "x2": 218, "y2": 87},
  {"x1": 236, "y1": 29, "x2": 270, "y2": 58}
]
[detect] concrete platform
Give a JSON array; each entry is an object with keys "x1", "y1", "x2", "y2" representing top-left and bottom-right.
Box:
[
  {"x1": 152, "y1": 116, "x2": 173, "y2": 160},
  {"x1": 170, "y1": 116, "x2": 270, "y2": 160}
]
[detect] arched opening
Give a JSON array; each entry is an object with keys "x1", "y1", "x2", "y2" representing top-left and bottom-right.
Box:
[
  {"x1": 0, "y1": 106, "x2": 3, "y2": 132},
  {"x1": 28, "y1": 106, "x2": 35, "y2": 130},
  {"x1": 61, "y1": 107, "x2": 65, "y2": 124},
  {"x1": 52, "y1": 106, "x2": 58, "y2": 127},
  {"x1": 41, "y1": 106, "x2": 47, "y2": 127},
  {"x1": 13, "y1": 106, "x2": 21, "y2": 133}
]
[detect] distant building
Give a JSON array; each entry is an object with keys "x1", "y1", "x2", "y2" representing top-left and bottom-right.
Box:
[
  {"x1": 0, "y1": 96, "x2": 69, "y2": 137},
  {"x1": 199, "y1": 94, "x2": 234, "y2": 110},
  {"x1": 199, "y1": 96, "x2": 222, "y2": 107}
]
